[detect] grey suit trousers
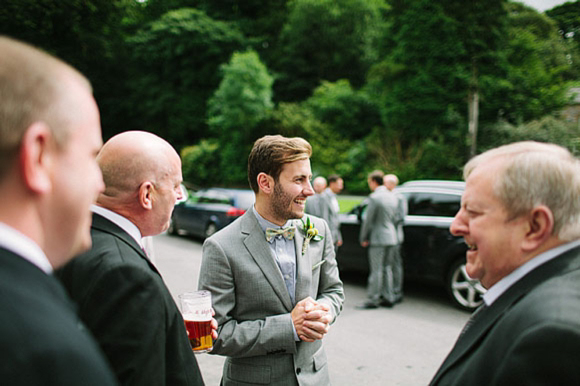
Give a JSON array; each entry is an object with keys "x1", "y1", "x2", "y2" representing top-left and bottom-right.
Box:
[{"x1": 367, "y1": 245, "x2": 403, "y2": 304}]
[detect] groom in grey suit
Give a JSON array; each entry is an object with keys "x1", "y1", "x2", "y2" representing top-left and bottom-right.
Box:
[{"x1": 199, "y1": 135, "x2": 344, "y2": 385}]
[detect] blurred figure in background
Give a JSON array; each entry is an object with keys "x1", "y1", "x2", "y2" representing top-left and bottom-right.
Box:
[
  {"x1": 359, "y1": 170, "x2": 402, "y2": 309},
  {"x1": 384, "y1": 173, "x2": 407, "y2": 301},
  {"x1": 319, "y1": 174, "x2": 344, "y2": 252},
  {"x1": 305, "y1": 176, "x2": 327, "y2": 217},
  {"x1": 0, "y1": 36, "x2": 117, "y2": 385}
]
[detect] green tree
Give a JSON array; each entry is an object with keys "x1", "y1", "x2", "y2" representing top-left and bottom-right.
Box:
[
  {"x1": 0, "y1": 0, "x2": 140, "y2": 140},
  {"x1": 275, "y1": 0, "x2": 388, "y2": 101},
  {"x1": 181, "y1": 139, "x2": 222, "y2": 187},
  {"x1": 371, "y1": 0, "x2": 467, "y2": 148},
  {"x1": 482, "y1": 3, "x2": 571, "y2": 126},
  {"x1": 305, "y1": 80, "x2": 382, "y2": 141},
  {"x1": 207, "y1": 50, "x2": 274, "y2": 185},
  {"x1": 126, "y1": 8, "x2": 245, "y2": 149}
]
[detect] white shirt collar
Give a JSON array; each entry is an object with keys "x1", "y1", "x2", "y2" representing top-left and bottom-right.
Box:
[
  {"x1": 484, "y1": 239, "x2": 580, "y2": 305},
  {"x1": 91, "y1": 205, "x2": 143, "y2": 248},
  {"x1": 0, "y1": 222, "x2": 53, "y2": 273}
]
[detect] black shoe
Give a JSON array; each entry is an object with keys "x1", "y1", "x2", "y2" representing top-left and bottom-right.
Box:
[
  {"x1": 356, "y1": 302, "x2": 379, "y2": 310},
  {"x1": 379, "y1": 300, "x2": 394, "y2": 308}
]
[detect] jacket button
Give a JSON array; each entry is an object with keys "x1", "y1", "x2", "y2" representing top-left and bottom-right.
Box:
[{"x1": 296, "y1": 368, "x2": 301, "y2": 375}]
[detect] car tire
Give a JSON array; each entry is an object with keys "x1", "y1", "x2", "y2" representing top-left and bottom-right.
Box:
[
  {"x1": 446, "y1": 259, "x2": 486, "y2": 311},
  {"x1": 204, "y1": 222, "x2": 218, "y2": 238}
]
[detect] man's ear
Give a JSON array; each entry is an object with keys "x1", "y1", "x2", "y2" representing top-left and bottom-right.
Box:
[
  {"x1": 257, "y1": 172, "x2": 274, "y2": 194},
  {"x1": 19, "y1": 122, "x2": 54, "y2": 194},
  {"x1": 138, "y1": 181, "x2": 154, "y2": 210},
  {"x1": 522, "y1": 206, "x2": 554, "y2": 252}
]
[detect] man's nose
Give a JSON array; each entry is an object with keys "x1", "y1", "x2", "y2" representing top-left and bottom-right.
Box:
[
  {"x1": 304, "y1": 181, "x2": 315, "y2": 196},
  {"x1": 449, "y1": 211, "x2": 467, "y2": 236}
]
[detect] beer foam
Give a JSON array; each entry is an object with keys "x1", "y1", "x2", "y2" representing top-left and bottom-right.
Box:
[{"x1": 183, "y1": 312, "x2": 211, "y2": 322}]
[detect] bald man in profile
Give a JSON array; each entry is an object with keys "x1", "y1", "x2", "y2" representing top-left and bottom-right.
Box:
[{"x1": 57, "y1": 131, "x2": 211, "y2": 386}]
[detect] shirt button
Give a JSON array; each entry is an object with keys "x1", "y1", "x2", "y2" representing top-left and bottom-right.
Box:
[{"x1": 296, "y1": 368, "x2": 301, "y2": 375}]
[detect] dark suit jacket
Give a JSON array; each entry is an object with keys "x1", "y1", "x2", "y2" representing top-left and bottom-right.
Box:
[
  {"x1": 0, "y1": 248, "x2": 117, "y2": 385},
  {"x1": 56, "y1": 213, "x2": 204, "y2": 386},
  {"x1": 430, "y1": 245, "x2": 580, "y2": 385}
]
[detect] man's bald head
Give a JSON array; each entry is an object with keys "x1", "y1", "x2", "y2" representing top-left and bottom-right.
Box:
[
  {"x1": 97, "y1": 131, "x2": 179, "y2": 200},
  {"x1": 312, "y1": 176, "x2": 327, "y2": 194},
  {"x1": 96, "y1": 131, "x2": 183, "y2": 236}
]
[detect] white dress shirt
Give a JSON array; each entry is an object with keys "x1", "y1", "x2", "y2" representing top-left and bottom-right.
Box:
[
  {"x1": 0, "y1": 222, "x2": 52, "y2": 273},
  {"x1": 91, "y1": 205, "x2": 144, "y2": 249}
]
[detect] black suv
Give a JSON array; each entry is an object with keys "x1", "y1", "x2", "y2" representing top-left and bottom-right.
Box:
[{"x1": 336, "y1": 180, "x2": 485, "y2": 311}]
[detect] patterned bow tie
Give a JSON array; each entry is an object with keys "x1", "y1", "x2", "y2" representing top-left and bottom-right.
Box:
[{"x1": 265, "y1": 226, "x2": 295, "y2": 242}]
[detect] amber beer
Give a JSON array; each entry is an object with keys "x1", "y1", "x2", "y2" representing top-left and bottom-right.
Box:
[
  {"x1": 184, "y1": 317, "x2": 213, "y2": 352},
  {"x1": 179, "y1": 291, "x2": 213, "y2": 353}
]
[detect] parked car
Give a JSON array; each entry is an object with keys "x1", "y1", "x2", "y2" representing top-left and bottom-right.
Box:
[
  {"x1": 336, "y1": 180, "x2": 485, "y2": 311},
  {"x1": 169, "y1": 188, "x2": 254, "y2": 239}
]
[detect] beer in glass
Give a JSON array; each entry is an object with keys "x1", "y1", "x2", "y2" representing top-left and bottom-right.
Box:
[{"x1": 179, "y1": 291, "x2": 213, "y2": 353}]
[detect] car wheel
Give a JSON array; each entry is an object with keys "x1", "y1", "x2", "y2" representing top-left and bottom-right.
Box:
[
  {"x1": 446, "y1": 259, "x2": 486, "y2": 311},
  {"x1": 204, "y1": 223, "x2": 218, "y2": 238}
]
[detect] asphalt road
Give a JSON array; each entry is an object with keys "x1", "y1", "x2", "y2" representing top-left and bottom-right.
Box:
[{"x1": 150, "y1": 232, "x2": 470, "y2": 386}]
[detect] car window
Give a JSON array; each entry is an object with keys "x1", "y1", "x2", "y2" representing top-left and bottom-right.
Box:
[
  {"x1": 200, "y1": 190, "x2": 232, "y2": 205},
  {"x1": 404, "y1": 192, "x2": 460, "y2": 217}
]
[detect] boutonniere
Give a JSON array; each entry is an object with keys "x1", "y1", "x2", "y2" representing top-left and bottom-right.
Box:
[{"x1": 299, "y1": 216, "x2": 324, "y2": 255}]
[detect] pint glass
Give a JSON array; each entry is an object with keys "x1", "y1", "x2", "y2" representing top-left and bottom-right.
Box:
[{"x1": 179, "y1": 291, "x2": 213, "y2": 353}]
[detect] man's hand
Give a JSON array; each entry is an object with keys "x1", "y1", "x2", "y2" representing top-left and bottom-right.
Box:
[
  {"x1": 210, "y1": 308, "x2": 218, "y2": 340},
  {"x1": 292, "y1": 297, "x2": 332, "y2": 342}
]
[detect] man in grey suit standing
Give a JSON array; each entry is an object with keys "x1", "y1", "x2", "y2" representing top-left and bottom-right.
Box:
[
  {"x1": 305, "y1": 176, "x2": 327, "y2": 217},
  {"x1": 359, "y1": 170, "x2": 402, "y2": 309},
  {"x1": 199, "y1": 135, "x2": 344, "y2": 385},
  {"x1": 319, "y1": 175, "x2": 344, "y2": 252},
  {"x1": 430, "y1": 142, "x2": 580, "y2": 385}
]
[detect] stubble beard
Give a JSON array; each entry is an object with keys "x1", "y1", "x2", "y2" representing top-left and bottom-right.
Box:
[{"x1": 271, "y1": 182, "x2": 303, "y2": 222}]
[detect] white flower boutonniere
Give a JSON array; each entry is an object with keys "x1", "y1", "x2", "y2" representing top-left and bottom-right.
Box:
[{"x1": 299, "y1": 216, "x2": 324, "y2": 255}]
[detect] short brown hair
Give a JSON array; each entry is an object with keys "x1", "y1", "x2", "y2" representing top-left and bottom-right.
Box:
[
  {"x1": 248, "y1": 135, "x2": 312, "y2": 193},
  {"x1": 368, "y1": 170, "x2": 384, "y2": 186},
  {"x1": 0, "y1": 36, "x2": 91, "y2": 179}
]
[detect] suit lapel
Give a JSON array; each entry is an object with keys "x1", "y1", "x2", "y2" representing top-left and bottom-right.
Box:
[
  {"x1": 241, "y1": 211, "x2": 294, "y2": 311},
  {"x1": 91, "y1": 213, "x2": 160, "y2": 275},
  {"x1": 294, "y1": 218, "x2": 312, "y2": 303},
  {"x1": 432, "y1": 246, "x2": 580, "y2": 384}
]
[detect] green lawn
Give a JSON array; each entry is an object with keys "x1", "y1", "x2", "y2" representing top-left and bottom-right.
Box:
[{"x1": 338, "y1": 195, "x2": 365, "y2": 213}]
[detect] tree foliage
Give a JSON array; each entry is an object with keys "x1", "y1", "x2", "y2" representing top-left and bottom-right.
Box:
[
  {"x1": 126, "y1": 8, "x2": 245, "y2": 148},
  {"x1": 3, "y1": 0, "x2": 579, "y2": 192},
  {"x1": 207, "y1": 50, "x2": 274, "y2": 185},
  {"x1": 274, "y1": 0, "x2": 388, "y2": 101}
]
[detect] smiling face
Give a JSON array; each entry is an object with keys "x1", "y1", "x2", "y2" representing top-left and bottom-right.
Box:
[
  {"x1": 268, "y1": 159, "x2": 314, "y2": 224},
  {"x1": 450, "y1": 160, "x2": 529, "y2": 289}
]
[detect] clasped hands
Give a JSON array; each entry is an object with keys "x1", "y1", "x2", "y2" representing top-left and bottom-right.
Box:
[{"x1": 291, "y1": 297, "x2": 332, "y2": 342}]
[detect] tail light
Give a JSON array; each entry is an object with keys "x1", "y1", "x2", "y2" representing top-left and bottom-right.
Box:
[{"x1": 226, "y1": 208, "x2": 246, "y2": 217}]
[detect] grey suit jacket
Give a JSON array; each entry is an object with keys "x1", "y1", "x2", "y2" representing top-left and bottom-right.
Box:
[
  {"x1": 430, "y1": 245, "x2": 580, "y2": 385},
  {"x1": 319, "y1": 190, "x2": 342, "y2": 245},
  {"x1": 359, "y1": 187, "x2": 399, "y2": 246},
  {"x1": 305, "y1": 194, "x2": 323, "y2": 218},
  {"x1": 198, "y1": 210, "x2": 344, "y2": 386}
]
